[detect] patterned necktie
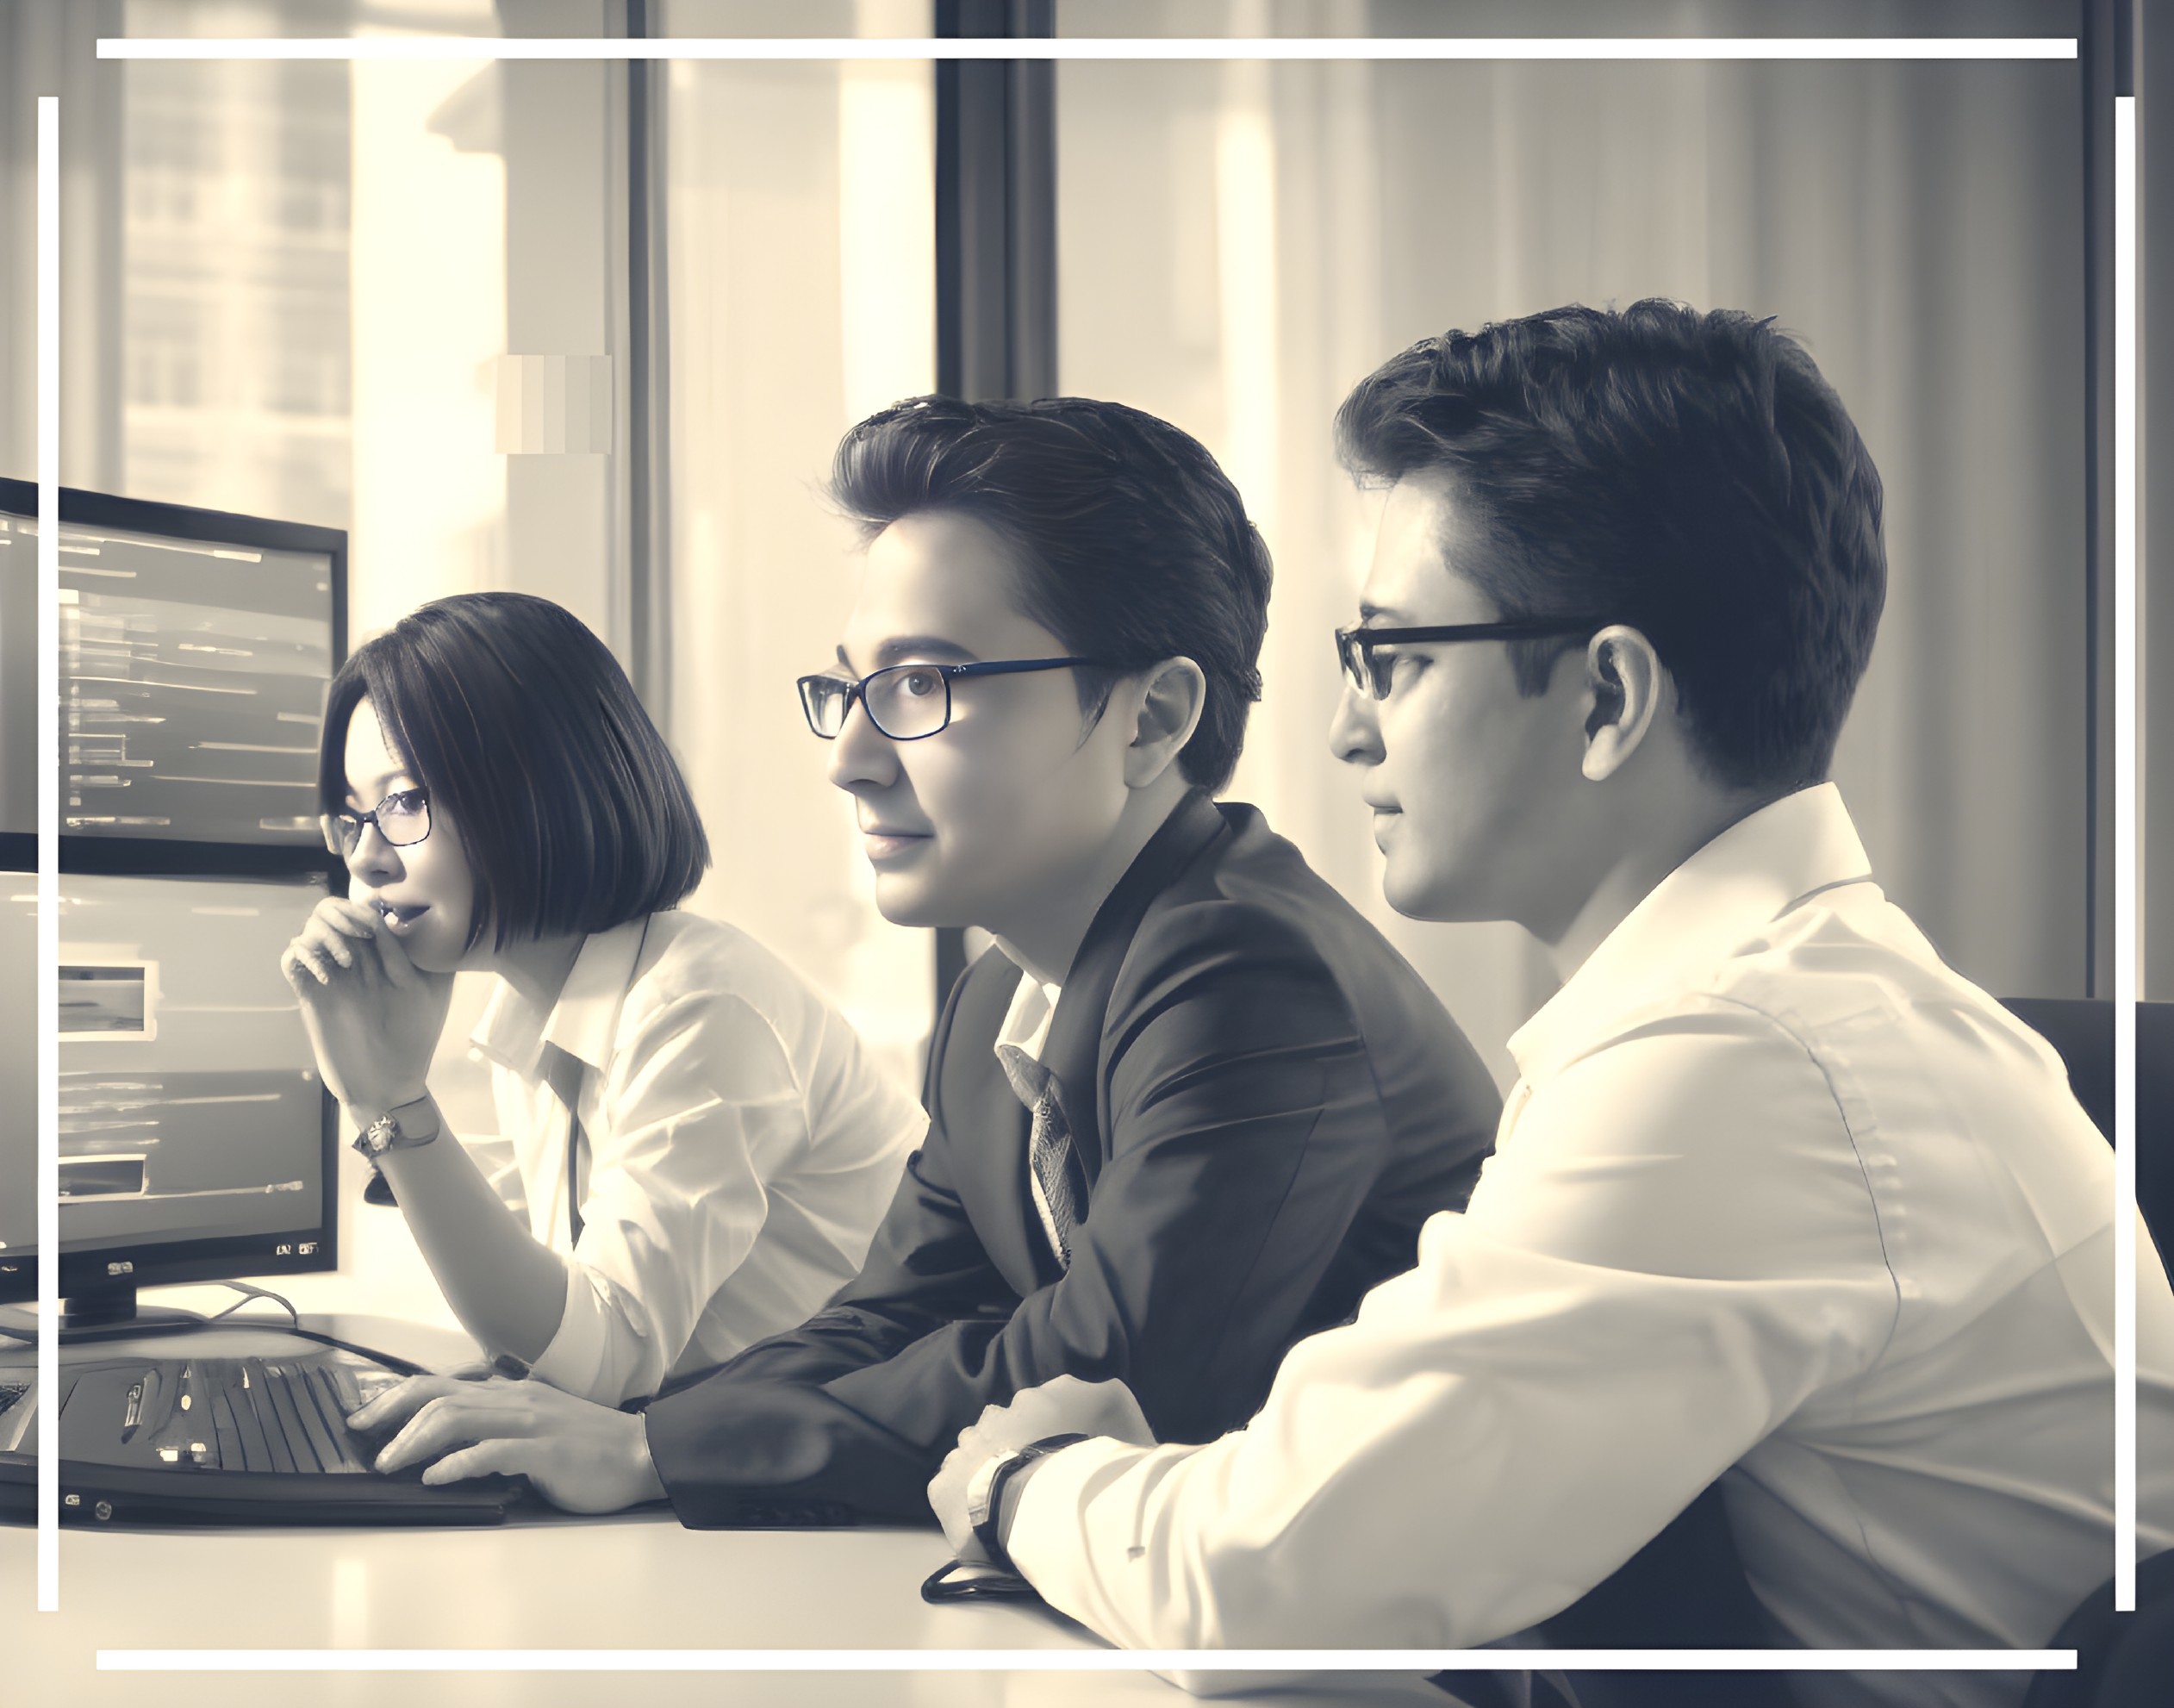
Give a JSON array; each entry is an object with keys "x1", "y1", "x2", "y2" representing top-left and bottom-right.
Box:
[{"x1": 1027, "y1": 1076, "x2": 1079, "y2": 1269}]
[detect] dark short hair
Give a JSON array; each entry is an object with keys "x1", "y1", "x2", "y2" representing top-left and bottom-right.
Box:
[
  {"x1": 320, "y1": 592, "x2": 710, "y2": 951},
  {"x1": 1335, "y1": 300, "x2": 1886, "y2": 795},
  {"x1": 827, "y1": 396, "x2": 1273, "y2": 795}
]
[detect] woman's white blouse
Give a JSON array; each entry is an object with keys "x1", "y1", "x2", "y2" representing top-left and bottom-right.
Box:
[{"x1": 462, "y1": 910, "x2": 925, "y2": 1406}]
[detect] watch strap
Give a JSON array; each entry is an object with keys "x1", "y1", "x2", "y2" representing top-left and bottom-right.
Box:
[
  {"x1": 383, "y1": 1091, "x2": 440, "y2": 1138},
  {"x1": 352, "y1": 1091, "x2": 441, "y2": 1156},
  {"x1": 972, "y1": 1432, "x2": 1089, "y2": 1574}
]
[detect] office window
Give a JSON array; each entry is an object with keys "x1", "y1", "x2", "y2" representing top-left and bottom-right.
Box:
[
  {"x1": 1057, "y1": 1, "x2": 2090, "y2": 1077},
  {"x1": 120, "y1": 3, "x2": 356, "y2": 533},
  {"x1": 657, "y1": 0, "x2": 939, "y2": 1092}
]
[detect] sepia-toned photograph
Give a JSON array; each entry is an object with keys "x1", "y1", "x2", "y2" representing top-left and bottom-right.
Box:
[{"x1": 1, "y1": 4, "x2": 2169, "y2": 1707}]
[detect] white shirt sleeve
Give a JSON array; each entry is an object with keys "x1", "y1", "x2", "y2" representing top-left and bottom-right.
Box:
[
  {"x1": 1006, "y1": 1006, "x2": 1903, "y2": 1650},
  {"x1": 527, "y1": 990, "x2": 807, "y2": 1405}
]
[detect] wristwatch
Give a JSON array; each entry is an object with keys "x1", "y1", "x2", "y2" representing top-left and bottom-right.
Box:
[
  {"x1": 352, "y1": 1092, "x2": 442, "y2": 1158},
  {"x1": 970, "y1": 1432, "x2": 1089, "y2": 1574}
]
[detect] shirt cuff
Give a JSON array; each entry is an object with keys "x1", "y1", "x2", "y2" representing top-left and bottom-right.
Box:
[
  {"x1": 999, "y1": 1434, "x2": 1139, "y2": 1586},
  {"x1": 526, "y1": 1256, "x2": 610, "y2": 1399}
]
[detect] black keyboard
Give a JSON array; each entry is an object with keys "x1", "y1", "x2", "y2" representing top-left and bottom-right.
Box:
[
  {"x1": 124, "y1": 1356, "x2": 385, "y2": 1475},
  {"x1": 0, "y1": 1347, "x2": 531, "y2": 1527}
]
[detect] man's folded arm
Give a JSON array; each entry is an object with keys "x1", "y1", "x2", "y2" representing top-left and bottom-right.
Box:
[{"x1": 1004, "y1": 1019, "x2": 1903, "y2": 1650}]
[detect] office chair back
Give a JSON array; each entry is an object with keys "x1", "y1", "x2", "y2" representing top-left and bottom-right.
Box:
[
  {"x1": 1998, "y1": 998, "x2": 2173, "y2": 1259},
  {"x1": 2019, "y1": 1549, "x2": 2174, "y2": 1708}
]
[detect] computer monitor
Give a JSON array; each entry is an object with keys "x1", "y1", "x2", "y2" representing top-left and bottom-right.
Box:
[
  {"x1": 0, "y1": 481, "x2": 346, "y2": 1330},
  {"x1": 0, "y1": 478, "x2": 344, "y2": 852}
]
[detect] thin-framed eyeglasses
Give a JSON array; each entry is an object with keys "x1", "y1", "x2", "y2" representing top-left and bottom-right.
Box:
[
  {"x1": 797, "y1": 658, "x2": 1106, "y2": 741},
  {"x1": 321, "y1": 786, "x2": 431, "y2": 857},
  {"x1": 1334, "y1": 620, "x2": 1607, "y2": 701}
]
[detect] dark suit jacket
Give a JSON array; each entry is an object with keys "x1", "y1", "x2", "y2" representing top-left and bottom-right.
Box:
[{"x1": 643, "y1": 790, "x2": 1501, "y2": 1526}]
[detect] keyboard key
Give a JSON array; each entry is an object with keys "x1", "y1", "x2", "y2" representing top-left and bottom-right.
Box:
[
  {"x1": 300, "y1": 1367, "x2": 367, "y2": 1473},
  {"x1": 224, "y1": 1375, "x2": 273, "y2": 1473},
  {"x1": 323, "y1": 1361, "x2": 363, "y2": 1417},
  {"x1": 210, "y1": 1393, "x2": 243, "y2": 1473},
  {"x1": 268, "y1": 1362, "x2": 346, "y2": 1475},
  {"x1": 236, "y1": 1364, "x2": 294, "y2": 1474},
  {"x1": 253, "y1": 1361, "x2": 319, "y2": 1473}
]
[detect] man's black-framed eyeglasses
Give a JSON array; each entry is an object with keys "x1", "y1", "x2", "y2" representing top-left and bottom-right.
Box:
[
  {"x1": 1334, "y1": 620, "x2": 1606, "y2": 701},
  {"x1": 321, "y1": 787, "x2": 431, "y2": 857},
  {"x1": 797, "y1": 658, "x2": 1106, "y2": 742}
]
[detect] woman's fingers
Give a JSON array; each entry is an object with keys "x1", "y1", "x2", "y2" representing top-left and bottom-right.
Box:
[
  {"x1": 280, "y1": 942, "x2": 335, "y2": 988},
  {"x1": 296, "y1": 918, "x2": 358, "y2": 971},
  {"x1": 315, "y1": 895, "x2": 379, "y2": 938}
]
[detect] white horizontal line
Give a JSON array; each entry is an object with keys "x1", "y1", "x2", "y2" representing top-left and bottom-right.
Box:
[
  {"x1": 99, "y1": 1649, "x2": 2073, "y2": 1673},
  {"x1": 97, "y1": 36, "x2": 2077, "y2": 63}
]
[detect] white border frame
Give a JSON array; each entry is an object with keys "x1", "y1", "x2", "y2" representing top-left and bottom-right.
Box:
[
  {"x1": 93, "y1": 36, "x2": 2077, "y2": 62},
  {"x1": 34, "y1": 88, "x2": 60, "y2": 1619},
  {"x1": 28, "y1": 27, "x2": 2122, "y2": 1688},
  {"x1": 2113, "y1": 89, "x2": 2140, "y2": 1614}
]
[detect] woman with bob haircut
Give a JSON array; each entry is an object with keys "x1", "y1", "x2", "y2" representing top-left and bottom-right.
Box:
[{"x1": 279, "y1": 591, "x2": 925, "y2": 1406}]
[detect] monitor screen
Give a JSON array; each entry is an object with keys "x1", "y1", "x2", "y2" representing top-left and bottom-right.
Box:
[
  {"x1": 0, "y1": 870, "x2": 335, "y2": 1299},
  {"x1": 0, "y1": 496, "x2": 338, "y2": 848}
]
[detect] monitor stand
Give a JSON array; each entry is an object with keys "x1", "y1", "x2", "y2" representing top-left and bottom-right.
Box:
[{"x1": 52, "y1": 1286, "x2": 209, "y2": 1345}]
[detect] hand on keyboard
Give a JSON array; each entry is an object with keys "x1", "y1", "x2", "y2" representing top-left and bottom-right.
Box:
[{"x1": 350, "y1": 1372, "x2": 667, "y2": 1515}]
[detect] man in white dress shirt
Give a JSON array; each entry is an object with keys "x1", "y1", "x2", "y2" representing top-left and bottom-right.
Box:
[{"x1": 930, "y1": 301, "x2": 2174, "y2": 1706}]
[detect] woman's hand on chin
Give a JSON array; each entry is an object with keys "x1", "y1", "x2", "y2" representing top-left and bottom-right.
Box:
[{"x1": 280, "y1": 895, "x2": 455, "y2": 1113}]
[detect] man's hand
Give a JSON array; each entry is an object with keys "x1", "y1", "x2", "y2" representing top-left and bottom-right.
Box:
[
  {"x1": 929, "y1": 1375, "x2": 1156, "y2": 1559},
  {"x1": 279, "y1": 896, "x2": 454, "y2": 1115},
  {"x1": 350, "y1": 1374, "x2": 666, "y2": 1515}
]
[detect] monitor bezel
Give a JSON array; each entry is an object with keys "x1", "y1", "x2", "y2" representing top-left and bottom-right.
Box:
[{"x1": 0, "y1": 477, "x2": 350, "y2": 1307}]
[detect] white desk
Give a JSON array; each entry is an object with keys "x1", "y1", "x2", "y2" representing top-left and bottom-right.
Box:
[{"x1": 4, "y1": 1297, "x2": 1455, "y2": 1708}]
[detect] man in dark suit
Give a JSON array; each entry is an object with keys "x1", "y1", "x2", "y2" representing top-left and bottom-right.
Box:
[{"x1": 356, "y1": 396, "x2": 1501, "y2": 1524}]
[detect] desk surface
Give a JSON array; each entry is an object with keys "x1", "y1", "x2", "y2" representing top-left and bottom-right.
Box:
[{"x1": 4, "y1": 1305, "x2": 1454, "y2": 1708}]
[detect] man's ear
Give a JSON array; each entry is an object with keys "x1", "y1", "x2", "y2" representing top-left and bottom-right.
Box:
[
  {"x1": 1579, "y1": 626, "x2": 1666, "y2": 782},
  {"x1": 1124, "y1": 657, "x2": 1208, "y2": 789}
]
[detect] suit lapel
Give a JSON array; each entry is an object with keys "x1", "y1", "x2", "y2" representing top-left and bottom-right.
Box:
[
  {"x1": 1040, "y1": 790, "x2": 1228, "y2": 1197},
  {"x1": 938, "y1": 953, "x2": 1049, "y2": 1297}
]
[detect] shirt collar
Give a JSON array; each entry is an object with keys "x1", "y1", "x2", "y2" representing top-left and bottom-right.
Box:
[
  {"x1": 1506, "y1": 782, "x2": 1875, "y2": 1083},
  {"x1": 991, "y1": 957, "x2": 1064, "y2": 1111},
  {"x1": 469, "y1": 916, "x2": 651, "y2": 1082}
]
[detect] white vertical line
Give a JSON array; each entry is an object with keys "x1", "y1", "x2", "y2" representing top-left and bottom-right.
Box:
[
  {"x1": 35, "y1": 91, "x2": 62, "y2": 1615},
  {"x1": 2113, "y1": 91, "x2": 2137, "y2": 1613}
]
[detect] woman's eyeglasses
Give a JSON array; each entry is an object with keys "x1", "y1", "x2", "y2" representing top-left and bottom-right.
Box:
[
  {"x1": 797, "y1": 658, "x2": 1105, "y2": 742},
  {"x1": 321, "y1": 787, "x2": 431, "y2": 857},
  {"x1": 1333, "y1": 620, "x2": 1605, "y2": 700}
]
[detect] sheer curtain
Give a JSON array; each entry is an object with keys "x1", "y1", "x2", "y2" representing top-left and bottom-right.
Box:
[
  {"x1": 1058, "y1": 7, "x2": 2089, "y2": 1081},
  {"x1": 658, "y1": 0, "x2": 937, "y2": 1094}
]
